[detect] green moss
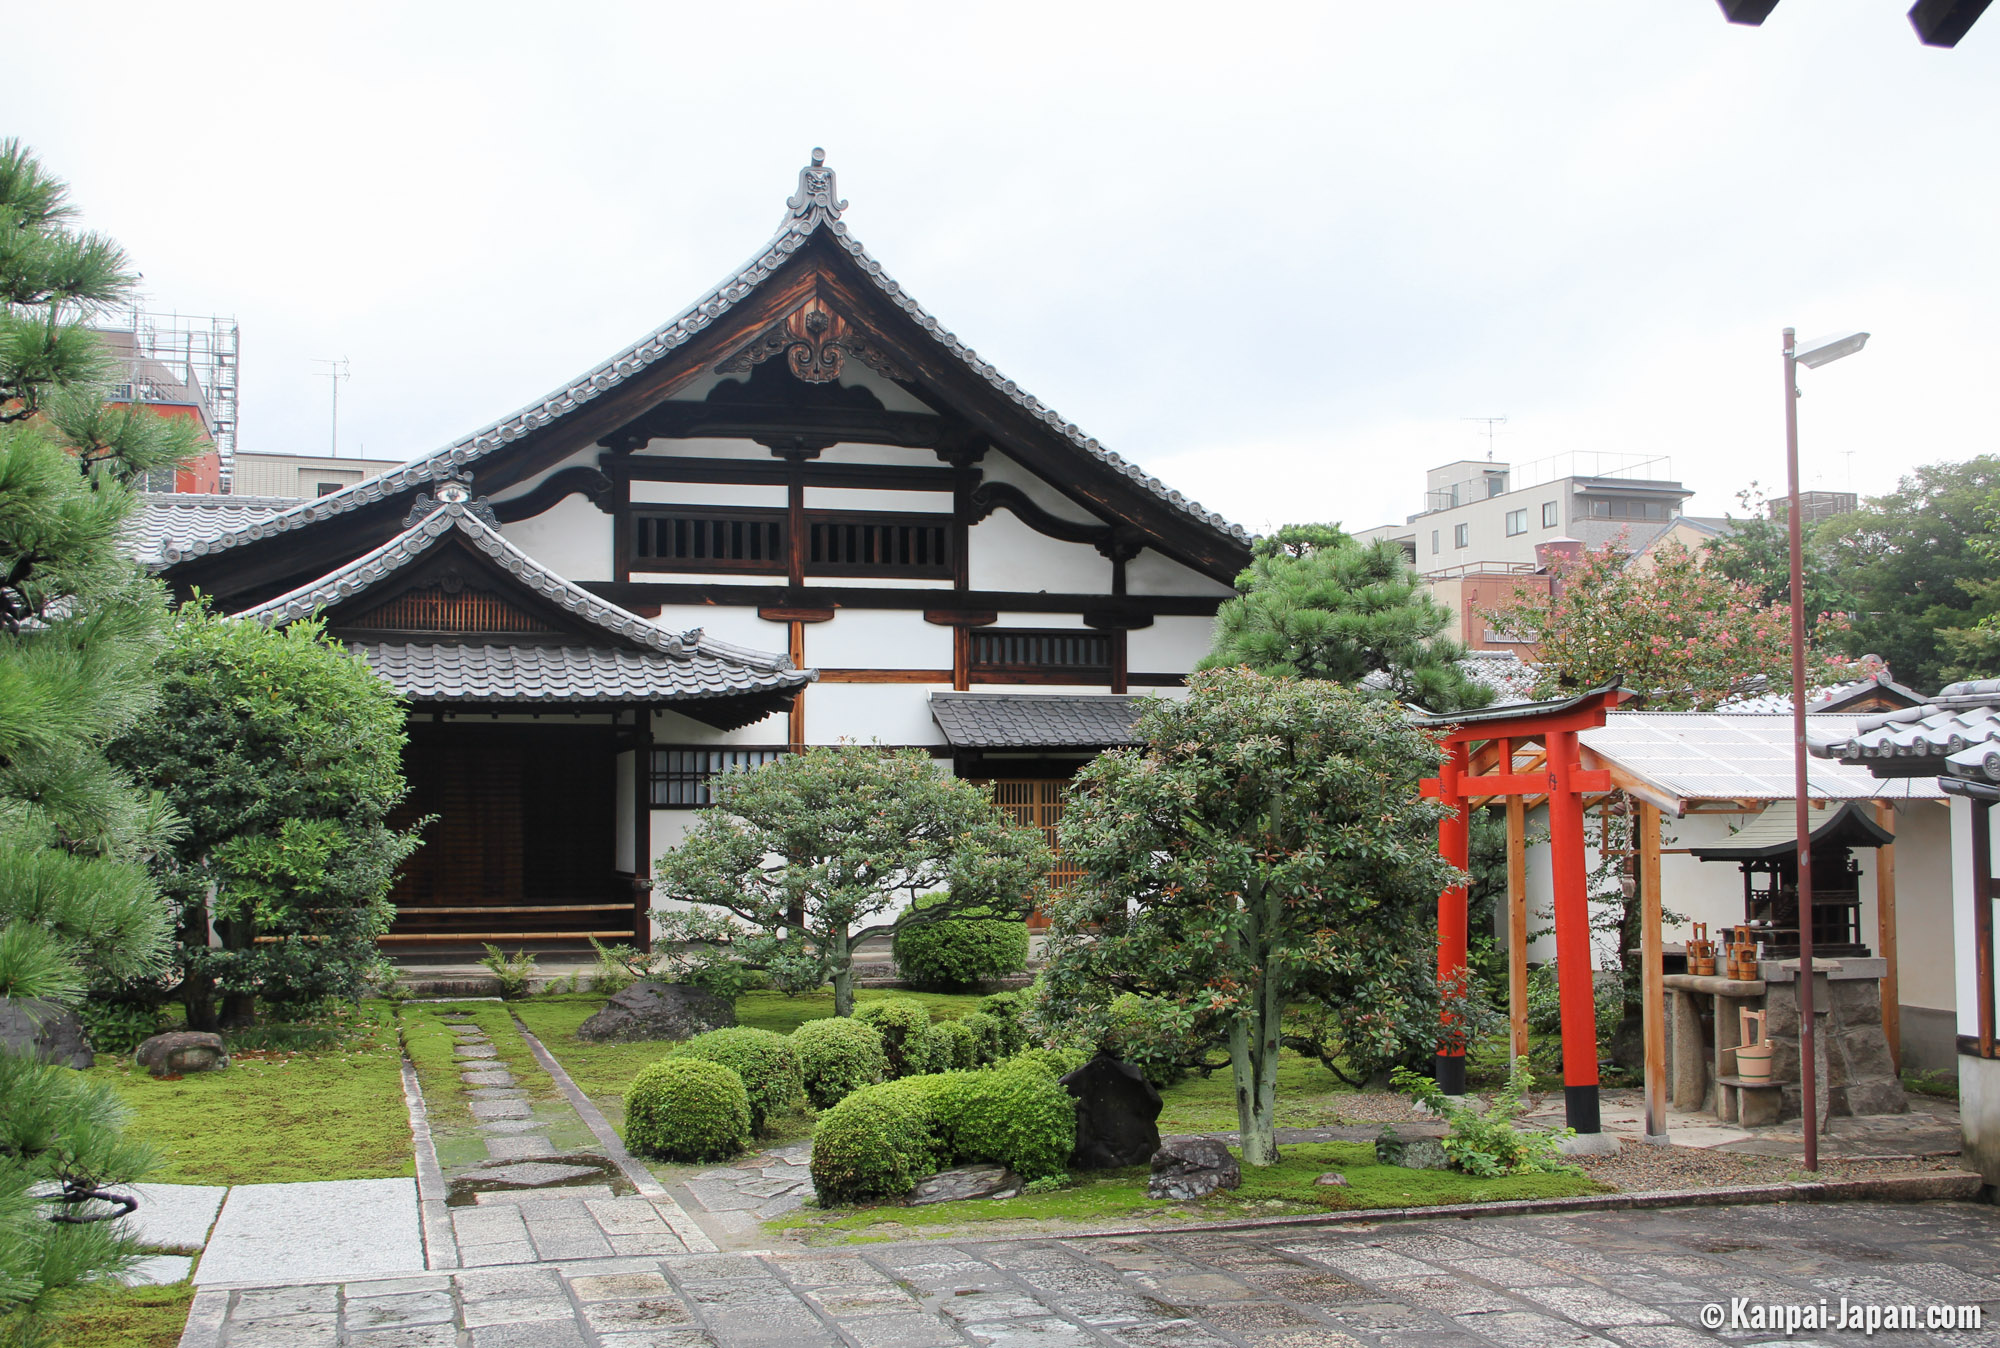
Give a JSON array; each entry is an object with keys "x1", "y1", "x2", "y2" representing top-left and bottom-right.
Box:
[
  {"x1": 772, "y1": 1140, "x2": 1604, "y2": 1244},
  {"x1": 1154, "y1": 1049, "x2": 1359, "y2": 1133},
  {"x1": 48, "y1": 1279, "x2": 195, "y2": 1348},
  {"x1": 90, "y1": 1004, "x2": 410, "y2": 1186}
]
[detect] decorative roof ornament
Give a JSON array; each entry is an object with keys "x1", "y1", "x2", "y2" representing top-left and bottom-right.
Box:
[
  {"x1": 405, "y1": 468, "x2": 499, "y2": 528},
  {"x1": 784, "y1": 148, "x2": 846, "y2": 235}
]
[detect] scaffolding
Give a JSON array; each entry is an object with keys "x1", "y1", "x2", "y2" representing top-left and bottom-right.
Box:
[{"x1": 100, "y1": 306, "x2": 241, "y2": 480}]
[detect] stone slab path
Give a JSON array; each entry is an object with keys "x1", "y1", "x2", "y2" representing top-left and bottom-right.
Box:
[
  {"x1": 196, "y1": 1179, "x2": 425, "y2": 1287},
  {"x1": 178, "y1": 1198, "x2": 2000, "y2": 1347}
]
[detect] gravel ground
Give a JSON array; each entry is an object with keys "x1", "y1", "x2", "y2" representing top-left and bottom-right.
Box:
[{"x1": 1574, "y1": 1141, "x2": 1962, "y2": 1192}]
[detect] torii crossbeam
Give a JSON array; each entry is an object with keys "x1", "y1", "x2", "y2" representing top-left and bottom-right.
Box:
[{"x1": 1413, "y1": 683, "x2": 1624, "y2": 1138}]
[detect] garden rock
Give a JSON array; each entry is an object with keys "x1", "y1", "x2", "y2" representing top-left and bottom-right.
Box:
[
  {"x1": 1147, "y1": 1137, "x2": 1240, "y2": 1200},
  {"x1": 1314, "y1": 1172, "x2": 1349, "y2": 1187},
  {"x1": 909, "y1": 1164, "x2": 1021, "y2": 1205},
  {"x1": 1061, "y1": 1054, "x2": 1162, "y2": 1170},
  {"x1": 1375, "y1": 1125, "x2": 1447, "y2": 1170},
  {"x1": 134, "y1": 1031, "x2": 228, "y2": 1077},
  {"x1": 0, "y1": 998, "x2": 92, "y2": 1069},
  {"x1": 576, "y1": 981, "x2": 735, "y2": 1043}
]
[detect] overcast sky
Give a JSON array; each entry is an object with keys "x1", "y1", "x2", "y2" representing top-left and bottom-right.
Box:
[{"x1": 8, "y1": 2, "x2": 1996, "y2": 535}]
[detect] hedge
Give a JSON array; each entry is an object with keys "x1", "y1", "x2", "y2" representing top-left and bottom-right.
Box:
[
  {"x1": 623, "y1": 1058, "x2": 751, "y2": 1162},
  {"x1": 669, "y1": 1027, "x2": 802, "y2": 1134},
  {"x1": 892, "y1": 894, "x2": 1031, "y2": 990},
  {"x1": 853, "y1": 998, "x2": 933, "y2": 1079},
  {"x1": 792, "y1": 1015, "x2": 887, "y2": 1108}
]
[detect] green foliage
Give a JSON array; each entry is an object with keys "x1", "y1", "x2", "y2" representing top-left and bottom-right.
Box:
[
  {"x1": 892, "y1": 892, "x2": 1030, "y2": 990},
  {"x1": 1525, "y1": 962, "x2": 1620, "y2": 1066},
  {"x1": 1499, "y1": 537, "x2": 1850, "y2": 709},
  {"x1": 929, "y1": 1018, "x2": 978, "y2": 1071},
  {"x1": 1201, "y1": 523, "x2": 1493, "y2": 713},
  {"x1": 78, "y1": 999, "x2": 162, "y2": 1057},
  {"x1": 112, "y1": 606, "x2": 422, "y2": 1028},
  {"x1": 791, "y1": 1015, "x2": 887, "y2": 1108},
  {"x1": 1040, "y1": 669, "x2": 1459, "y2": 1166},
  {"x1": 479, "y1": 946, "x2": 536, "y2": 1000},
  {"x1": 976, "y1": 990, "x2": 1031, "y2": 1056},
  {"x1": 1821, "y1": 456, "x2": 2000, "y2": 692},
  {"x1": 1703, "y1": 486, "x2": 1855, "y2": 639},
  {"x1": 808, "y1": 1062, "x2": 1078, "y2": 1204},
  {"x1": 956, "y1": 1011, "x2": 1005, "y2": 1067},
  {"x1": 669, "y1": 1027, "x2": 801, "y2": 1135},
  {"x1": 1390, "y1": 1059, "x2": 1574, "y2": 1177},
  {"x1": 852, "y1": 998, "x2": 933, "y2": 1079},
  {"x1": 622, "y1": 1057, "x2": 751, "y2": 1162},
  {"x1": 808, "y1": 1082, "x2": 940, "y2": 1206},
  {"x1": 1099, "y1": 993, "x2": 1219, "y2": 1088},
  {"x1": 652, "y1": 745, "x2": 1051, "y2": 1016},
  {"x1": 0, "y1": 140, "x2": 188, "y2": 1342},
  {"x1": 1007, "y1": 1047, "x2": 1089, "y2": 1079}
]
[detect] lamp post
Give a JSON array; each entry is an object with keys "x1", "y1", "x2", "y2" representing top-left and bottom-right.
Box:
[{"x1": 1782, "y1": 326, "x2": 1869, "y2": 1173}]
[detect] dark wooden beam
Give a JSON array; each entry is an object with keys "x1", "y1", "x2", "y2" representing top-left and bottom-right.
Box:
[
  {"x1": 1909, "y1": 0, "x2": 1989, "y2": 45},
  {"x1": 1717, "y1": 0, "x2": 1781, "y2": 23},
  {"x1": 582, "y1": 580, "x2": 1225, "y2": 620}
]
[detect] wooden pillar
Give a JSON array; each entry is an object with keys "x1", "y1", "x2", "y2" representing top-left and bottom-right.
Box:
[
  {"x1": 788, "y1": 621, "x2": 806, "y2": 749},
  {"x1": 1546, "y1": 728, "x2": 1601, "y2": 1133},
  {"x1": 1640, "y1": 800, "x2": 1668, "y2": 1141},
  {"x1": 1507, "y1": 793, "x2": 1530, "y2": 1060},
  {"x1": 1974, "y1": 801, "x2": 1995, "y2": 1060},
  {"x1": 632, "y1": 705, "x2": 653, "y2": 951},
  {"x1": 1435, "y1": 741, "x2": 1471, "y2": 1094},
  {"x1": 1874, "y1": 799, "x2": 1901, "y2": 1075}
]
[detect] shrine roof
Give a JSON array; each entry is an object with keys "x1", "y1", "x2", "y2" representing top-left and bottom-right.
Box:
[
  {"x1": 929, "y1": 692, "x2": 1144, "y2": 750},
  {"x1": 1686, "y1": 800, "x2": 1895, "y2": 861}
]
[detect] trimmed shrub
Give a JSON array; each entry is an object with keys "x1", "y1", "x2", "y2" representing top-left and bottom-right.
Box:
[
  {"x1": 930, "y1": 1018, "x2": 979, "y2": 1071},
  {"x1": 1008, "y1": 1046, "x2": 1088, "y2": 1080},
  {"x1": 957, "y1": 1011, "x2": 1005, "y2": 1066},
  {"x1": 792, "y1": 1015, "x2": 888, "y2": 1108},
  {"x1": 938, "y1": 1062, "x2": 1076, "y2": 1180},
  {"x1": 669, "y1": 1027, "x2": 802, "y2": 1134},
  {"x1": 854, "y1": 998, "x2": 933, "y2": 1079},
  {"x1": 808, "y1": 1081, "x2": 940, "y2": 1204},
  {"x1": 978, "y1": 991, "x2": 1031, "y2": 1057},
  {"x1": 892, "y1": 894, "x2": 1031, "y2": 990},
  {"x1": 624, "y1": 1058, "x2": 751, "y2": 1162}
]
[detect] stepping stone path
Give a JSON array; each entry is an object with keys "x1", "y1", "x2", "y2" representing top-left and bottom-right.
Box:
[{"x1": 678, "y1": 1141, "x2": 818, "y2": 1243}]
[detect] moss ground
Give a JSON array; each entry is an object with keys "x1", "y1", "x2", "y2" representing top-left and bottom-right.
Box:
[
  {"x1": 1154, "y1": 1051, "x2": 1360, "y2": 1133},
  {"x1": 47, "y1": 1280, "x2": 196, "y2": 1348},
  {"x1": 90, "y1": 1003, "x2": 412, "y2": 1185},
  {"x1": 770, "y1": 1140, "x2": 1604, "y2": 1245}
]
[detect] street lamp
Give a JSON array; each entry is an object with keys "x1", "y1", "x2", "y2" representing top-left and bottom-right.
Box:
[{"x1": 1782, "y1": 325, "x2": 1868, "y2": 1173}]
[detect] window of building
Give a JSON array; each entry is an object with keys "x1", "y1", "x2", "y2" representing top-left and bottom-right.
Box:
[
  {"x1": 1430, "y1": 529, "x2": 1440, "y2": 555},
  {"x1": 1583, "y1": 499, "x2": 1670, "y2": 522},
  {"x1": 650, "y1": 748, "x2": 787, "y2": 807},
  {"x1": 969, "y1": 628, "x2": 1113, "y2": 683},
  {"x1": 1505, "y1": 508, "x2": 1527, "y2": 537},
  {"x1": 1454, "y1": 523, "x2": 1469, "y2": 549},
  {"x1": 316, "y1": 482, "x2": 343, "y2": 496},
  {"x1": 1542, "y1": 500, "x2": 1559, "y2": 528},
  {"x1": 806, "y1": 511, "x2": 953, "y2": 578},
  {"x1": 626, "y1": 508, "x2": 954, "y2": 578}
]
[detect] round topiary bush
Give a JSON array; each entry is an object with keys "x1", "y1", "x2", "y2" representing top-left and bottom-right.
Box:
[
  {"x1": 669, "y1": 1027, "x2": 803, "y2": 1134},
  {"x1": 854, "y1": 998, "x2": 933, "y2": 1079},
  {"x1": 892, "y1": 896, "x2": 1031, "y2": 990},
  {"x1": 939, "y1": 1062, "x2": 1076, "y2": 1180},
  {"x1": 623, "y1": 1057, "x2": 751, "y2": 1162},
  {"x1": 792, "y1": 1015, "x2": 888, "y2": 1108},
  {"x1": 1008, "y1": 1046, "x2": 1089, "y2": 1079},
  {"x1": 977, "y1": 991, "x2": 1031, "y2": 1057},
  {"x1": 809, "y1": 1081, "x2": 940, "y2": 1205},
  {"x1": 930, "y1": 1018, "x2": 979, "y2": 1071},
  {"x1": 957, "y1": 1010, "x2": 1006, "y2": 1066}
]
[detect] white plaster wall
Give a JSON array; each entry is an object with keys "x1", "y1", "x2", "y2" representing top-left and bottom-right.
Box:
[
  {"x1": 1885, "y1": 803, "x2": 1956, "y2": 1014},
  {"x1": 996, "y1": 611, "x2": 1087, "y2": 629},
  {"x1": 1954, "y1": 797, "x2": 1979, "y2": 1029},
  {"x1": 631, "y1": 481, "x2": 788, "y2": 507},
  {"x1": 636, "y1": 437, "x2": 769, "y2": 461},
  {"x1": 632, "y1": 571, "x2": 789, "y2": 586},
  {"x1": 805, "y1": 683, "x2": 951, "y2": 746},
  {"x1": 1128, "y1": 547, "x2": 1239, "y2": 598},
  {"x1": 650, "y1": 605, "x2": 790, "y2": 655},
  {"x1": 978, "y1": 452, "x2": 1106, "y2": 526},
  {"x1": 805, "y1": 611, "x2": 952, "y2": 669},
  {"x1": 498, "y1": 493, "x2": 613, "y2": 583},
  {"x1": 1128, "y1": 616, "x2": 1218, "y2": 673},
  {"x1": 487, "y1": 443, "x2": 600, "y2": 499},
  {"x1": 803, "y1": 486, "x2": 955, "y2": 513},
  {"x1": 651, "y1": 704, "x2": 790, "y2": 747},
  {"x1": 969, "y1": 513, "x2": 1109, "y2": 593},
  {"x1": 816, "y1": 442, "x2": 948, "y2": 468}
]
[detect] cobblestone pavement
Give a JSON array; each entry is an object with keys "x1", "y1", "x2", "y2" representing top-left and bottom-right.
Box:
[{"x1": 181, "y1": 1199, "x2": 2000, "y2": 1347}]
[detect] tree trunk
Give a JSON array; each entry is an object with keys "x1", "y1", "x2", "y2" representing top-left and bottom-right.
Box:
[
  {"x1": 218, "y1": 916, "x2": 257, "y2": 1029},
  {"x1": 1230, "y1": 886, "x2": 1284, "y2": 1167},
  {"x1": 830, "y1": 926, "x2": 854, "y2": 1017},
  {"x1": 179, "y1": 893, "x2": 218, "y2": 1032}
]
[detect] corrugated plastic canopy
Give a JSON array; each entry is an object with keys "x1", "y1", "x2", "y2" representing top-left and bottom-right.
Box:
[{"x1": 1578, "y1": 712, "x2": 1946, "y2": 813}]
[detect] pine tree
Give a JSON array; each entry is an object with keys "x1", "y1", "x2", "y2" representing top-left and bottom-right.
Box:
[
  {"x1": 1200, "y1": 523, "x2": 1494, "y2": 713},
  {"x1": 0, "y1": 139, "x2": 188, "y2": 1344}
]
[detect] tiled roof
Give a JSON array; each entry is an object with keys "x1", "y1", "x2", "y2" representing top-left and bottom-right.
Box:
[
  {"x1": 1361, "y1": 650, "x2": 1541, "y2": 708},
  {"x1": 930, "y1": 693, "x2": 1145, "y2": 749},
  {"x1": 158, "y1": 151, "x2": 1247, "y2": 570},
  {"x1": 232, "y1": 498, "x2": 810, "y2": 706},
  {"x1": 353, "y1": 643, "x2": 802, "y2": 706},
  {"x1": 126, "y1": 493, "x2": 305, "y2": 564},
  {"x1": 1580, "y1": 712, "x2": 1945, "y2": 804},
  {"x1": 1718, "y1": 671, "x2": 1926, "y2": 716},
  {"x1": 1812, "y1": 702, "x2": 2000, "y2": 768}
]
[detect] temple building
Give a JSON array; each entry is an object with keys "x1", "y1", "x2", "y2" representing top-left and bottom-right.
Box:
[{"x1": 141, "y1": 151, "x2": 1251, "y2": 953}]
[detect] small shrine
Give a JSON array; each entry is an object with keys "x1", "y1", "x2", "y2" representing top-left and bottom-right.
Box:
[{"x1": 1688, "y1": 800, "x2": 1893, "y2": 960}]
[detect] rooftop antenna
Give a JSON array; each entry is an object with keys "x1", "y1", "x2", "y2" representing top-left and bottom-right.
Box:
[
  {"x1": 1463, "y1": 416, "x2": 1508, "y2": 460},
  {"x1": 312, "y1": 357, "x2": 350, "y2": 457}
]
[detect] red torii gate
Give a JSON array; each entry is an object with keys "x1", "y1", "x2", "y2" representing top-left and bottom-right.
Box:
[{"x1": 1414, "y1": 683, "x2": 1624, "y2": 1139}]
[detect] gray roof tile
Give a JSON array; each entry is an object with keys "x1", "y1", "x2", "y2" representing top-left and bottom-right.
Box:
[
  {"x1": 125, "y1": 493, "x2": 305, "y2": 563},
  {"x1": 930, "y1": 692, "x2": 1145, "y2": 749},
  {"x1": 157, "y1": 152, "x2": 1247, "y2": 571}
]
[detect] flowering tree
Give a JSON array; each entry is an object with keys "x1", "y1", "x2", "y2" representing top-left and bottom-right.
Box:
[
  {"x1": 1040, "y1": 670, "x2": 1459, "y2": 1166},
  {"x1": 1494, "y1": 538, "x2": 1850, "y2": 709}
]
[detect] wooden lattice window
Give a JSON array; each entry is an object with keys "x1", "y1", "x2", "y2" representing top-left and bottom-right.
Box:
[
  {"x1": 631, "y1": 508, "x2": 787, "y2": 573},
  {"x1": 989, "y1": 779, "x2": 1080, "y2": 925},
  {"x1": 347, "y1": 582, "x2": 554, "y2": 634},
  {"x1": 650, "y1": 747, "x2": 788, "y2": 807},
  {"x1": 806, "y1": 511, "x2": 952, "y2": 578},
  {"x1": 970, "y1": 628, "x2": 1112, "y2": 680}
]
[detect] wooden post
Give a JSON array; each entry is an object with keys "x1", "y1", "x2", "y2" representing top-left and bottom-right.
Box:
[
  {"x1": 1546, "y1": 728, "x2": 1601, "y2": 1134},
  {"x1": 1874, "y1": 799, "x2": 1901, "y2": 1075},
  {"x1": 1507, "y1": 793, "x2": 1530, "y2": 1060},
  {"x1": 632, "y1": 705, "x2": 653, "y2": 952},
  {"x1": 788, "y1": 620, "x2": 807, "y2": 748},
  {"x1": 1435, "y1": 741, "x2": 1471, "y2": 1095},
  {"x1": 1640, "y1": 800, "x2": 1668, "y2": 1141}
]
